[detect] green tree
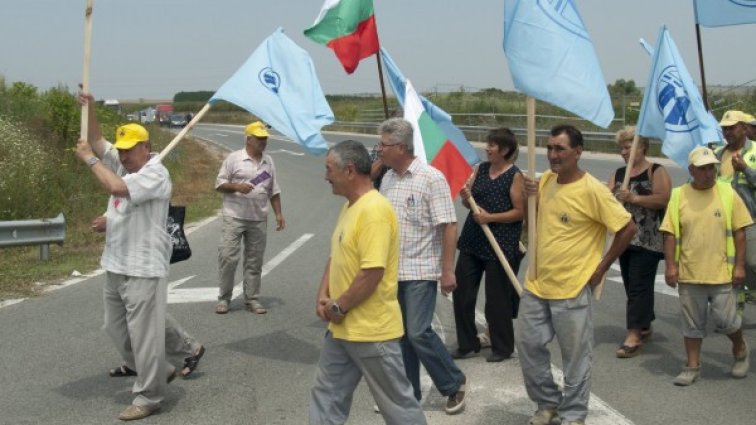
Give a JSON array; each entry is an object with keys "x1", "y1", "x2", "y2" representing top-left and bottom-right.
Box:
[{"x1": 43, "y1": 85, "x2": 79, "y2": 149}]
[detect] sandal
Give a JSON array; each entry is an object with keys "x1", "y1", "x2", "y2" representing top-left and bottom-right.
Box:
[
  {"x1": 246, "y1": 300, "x2": 267, "y2": 315},
  {"x1": 640, "y1": 328, "x2": 653, "y2": 342},
  {"x1": 616, "y1": 344, "x2": 642, "y2": 359},
  {"x1": 109, "y1": 365, "x2": 137, "y2": 377},
  {"x1": 180, "y1": 345, "x2": 206, "y2": 377}
]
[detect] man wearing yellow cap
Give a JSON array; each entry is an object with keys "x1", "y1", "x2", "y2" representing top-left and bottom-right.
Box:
[
  {"x1": 714, "y1": 110, "x2": 756, "y2": 313},
  {"x1": 76, "y1": 94, "x2": 174, "y2": 420},
  {"x1": 660, "y1": 146, "x2": 751, "y2": 385},
  {"x1": 214, "y1": 121, "x2": 285, "y2": 315}
]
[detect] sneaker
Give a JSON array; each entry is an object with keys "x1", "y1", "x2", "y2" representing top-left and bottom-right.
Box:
[
  {"x1": 528, "y1": 408, "x2": 558, "y2": 425},
  {"x1": 444, "y1": 375, "x2": 467, "y2": 415},
  {"x1": 118, "y1": 404, "x2": 158, "y2": 421},
  {"x1": 373, "y1": 404, "x2": 380, "y2": 413},
  {"x1": 672, "y1": 365, "x2": 700, "y2": 386},
  {"x1": 732, "y1": 341, "x2": 750, "y2": 378},
  {"x1": 486, "y1": 352, "x2": 511, "y2": 363}
]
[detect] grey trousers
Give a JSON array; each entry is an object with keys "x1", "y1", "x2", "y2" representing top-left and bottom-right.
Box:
[
  {"x1": 166, "y1": 313, "x2": 199, "y2": 357},
  {"x1": 309, "y1": 332, "x2": 427, "y2": 425},
  {"x1": 517, "y1": 287, "x2": 593, "y2": 423},
  {"x1": 103, "y1": 272, "x2": 172, "y2": 408},
  {"x1": 217, "y1": 215, "x2": 267, "y2": 303}
]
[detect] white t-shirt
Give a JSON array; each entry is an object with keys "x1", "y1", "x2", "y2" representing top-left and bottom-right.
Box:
[{"x1": 100, "y1": 142, "x2": 172, "y2": 278}]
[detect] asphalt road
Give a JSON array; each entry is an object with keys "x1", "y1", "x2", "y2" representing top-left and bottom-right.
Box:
[{"x1": 0, "y1": 124, "x2": 753, "y2": 425}]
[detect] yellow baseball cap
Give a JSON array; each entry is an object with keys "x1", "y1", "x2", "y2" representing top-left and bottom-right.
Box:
[
  {"x1": 244, "y1": 121, "x2": 269, "y2": 138},
  {"x1": 688, "y1": 146, "x2": 719, "y2": 167},
  {"x1": 719, "y1": 110, "x2": 753, "y2": 127},
  {"x1": 114, "y1": 123, "x2": 149, "y2": 149}
]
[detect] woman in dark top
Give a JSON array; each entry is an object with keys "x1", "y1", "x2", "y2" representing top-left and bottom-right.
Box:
[
  {"x1": 451, "y1": 128, "x2": 525, "y2": 362},
  {"x1": 607, "y1": 126, "x2": 671, "y2": 358}
]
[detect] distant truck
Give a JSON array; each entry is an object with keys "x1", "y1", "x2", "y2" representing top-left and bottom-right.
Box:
[
  {"x1": 138, "y1": 107, "x2": 156, "y2": 124},
  {"x1": 156, "y1": 104, "x2": 174, "y2": 127}
]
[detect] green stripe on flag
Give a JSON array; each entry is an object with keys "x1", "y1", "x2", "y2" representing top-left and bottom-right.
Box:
[{"x1": 417, "y1": 111, "x2": 447, "y2": 161}]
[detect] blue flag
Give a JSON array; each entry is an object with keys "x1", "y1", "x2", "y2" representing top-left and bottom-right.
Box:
[
  {"x1": 694, "y1": 0, "x2": 756, "y2": 27},
  {"x1": 380, "y1": 47, "x2": 480, "y2": 167},
  {"x1": 636, "y1": 26, "x2": 723, "y2": 169},
  {"x1": 503, "y1": 0, "x2": 614, "y2": 128},
  {"x1": 210, "y1": 28, "x2": 334, "y2": 155}
]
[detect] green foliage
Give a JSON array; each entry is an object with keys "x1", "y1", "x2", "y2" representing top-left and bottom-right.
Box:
[
  {"x1": 42, "y1": 85, "x2": 79, "y2": 149},
  {"x1": 607, "y1": 79, "x2": 640, "y2": 98},
  {"x1": 173, "y1": 90, "x2": 214, "y2": 103}
]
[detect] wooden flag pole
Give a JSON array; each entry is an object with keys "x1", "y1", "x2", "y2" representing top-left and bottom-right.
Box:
[
  {"x1": 375, "y1": 50, "x2": 390, "y2": 119},
  {"x1": 79, "y1": 0, "x2": 94, "y2": 142},
  {"x1": 694, "y1": 23, "x2": 710, "y2": 110},
  {"x1": 467, "y1": 196, "x2": 523, "y2": 295},
  {"x1": 526, "y1": 96, "x2": 537, "y2": 282},
  {"x1": 593, "y1": 134, "x2": 640, "y2": 300},
  {"x1": 159, "y1": 103, "x2": 212, "y2": 160}
]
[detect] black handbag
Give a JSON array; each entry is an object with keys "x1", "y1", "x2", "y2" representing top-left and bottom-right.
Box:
[{"x1": 167, "y1": 205, "x2": 192, "y2": 264}]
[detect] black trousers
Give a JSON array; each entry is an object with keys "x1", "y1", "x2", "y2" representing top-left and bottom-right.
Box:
[
  {"x1": 619, "y1": 248, "x2": 661, "y2": 330},
  {"x1": 453, "y1": 251, "x2": 521, "y2": 356}
]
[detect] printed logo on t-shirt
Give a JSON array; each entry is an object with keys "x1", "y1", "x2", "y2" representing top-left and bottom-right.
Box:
[
  {"x1": 560, "y1": 213, "x2": 570, "y2": 224},
  {"x1": 714, "y1": 209, "x2": 722, "y2": 218}
]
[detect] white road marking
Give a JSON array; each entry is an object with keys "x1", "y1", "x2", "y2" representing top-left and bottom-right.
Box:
[
  {"x1": 167, "y1": 233, "x2": 314, "y2": 304},
  {"x1": 443, "y1": 283, "x2": 635, "y2": 424},
  {"x1": 268, "y1": 149, "x2": 305, "y2": 156}
]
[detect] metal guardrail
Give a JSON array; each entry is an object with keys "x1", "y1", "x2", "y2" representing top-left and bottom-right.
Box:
[
  {"x1": 328, "y1": 121, "x2": 618, "y2": 145},
  {"x1": 0, "y1": 213, "x2": 66, "y2": 260}
]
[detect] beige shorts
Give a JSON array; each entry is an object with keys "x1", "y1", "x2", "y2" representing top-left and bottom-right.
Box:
[{"x1": 678, "y1": 283, "x2": 741, "y2": 338}]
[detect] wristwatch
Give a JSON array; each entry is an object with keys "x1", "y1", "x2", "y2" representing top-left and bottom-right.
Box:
[
  {"x1": 330, "y1": 302, "x2": 346, "y2": 318},
  {"x1": 86, "y1": 156, "x2": 99, "y2": 167}
]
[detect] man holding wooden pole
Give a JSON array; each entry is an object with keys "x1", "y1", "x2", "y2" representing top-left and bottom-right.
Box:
[{"x1": 518, "y1": 125, "x2": 635, "y2": 425}]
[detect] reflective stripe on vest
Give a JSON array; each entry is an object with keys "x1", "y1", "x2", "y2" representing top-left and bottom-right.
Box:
[{"x1": 668, "y1": 181, "x2": 735, "y2": 273}]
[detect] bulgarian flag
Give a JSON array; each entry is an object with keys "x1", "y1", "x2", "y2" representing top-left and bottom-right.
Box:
[
  {"x1": 404, "y1": 79, "x2": 472, "y2": 199},
  {"x1": 304, "y1": 0, "x2": 379, "y2": 74}
]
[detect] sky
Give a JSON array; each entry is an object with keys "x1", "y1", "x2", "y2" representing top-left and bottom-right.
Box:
[{"x1": 0, "y1": 0, "x2": 754, "y2": 101}]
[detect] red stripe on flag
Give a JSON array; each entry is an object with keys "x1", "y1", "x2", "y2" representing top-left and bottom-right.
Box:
[
  {"x1": 326, "y1": 15, "x2": 379, "y2": 74},
  {"x1": 431, "y1": 141, "x2": 473, "y2": 199}
]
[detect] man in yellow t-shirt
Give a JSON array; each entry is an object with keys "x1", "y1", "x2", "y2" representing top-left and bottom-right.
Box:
[
  {"x1": 520, "y1": 125, "x2": 636, "y2": 425},
  {"x1": 660, "y1": 146, "x2": 752, "y2": 386},
  {"x1": 309, "y1": 140, "x2": 426, "y2": 425}
]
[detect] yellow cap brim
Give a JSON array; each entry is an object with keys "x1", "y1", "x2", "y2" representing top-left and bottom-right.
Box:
[{"x1": 113, "y1": 139, "x2": 145, "y2": 150}]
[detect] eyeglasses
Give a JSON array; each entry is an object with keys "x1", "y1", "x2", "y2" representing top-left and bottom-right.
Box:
[{"x1": 378, "y1": 141, "x2": 401, "y2": 148}]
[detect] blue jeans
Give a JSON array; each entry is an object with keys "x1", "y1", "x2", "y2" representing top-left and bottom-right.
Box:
[{"x1": 398, "y1": 280, "x2": 464, "y2": 400}]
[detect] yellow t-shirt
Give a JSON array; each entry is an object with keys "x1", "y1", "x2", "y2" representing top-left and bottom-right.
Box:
[
  {"x1": 719, "y1": 149, "x2": 735, "y2": 182},
  {"x1": 526, "y1": 170, "x2": 632, "y2": 299},
  {"x1": 328, "y1": 190, "x2": 403, "y2": 342},
  {"x1": 660, "y1": 184, "x2": 753, "y2": 284}
]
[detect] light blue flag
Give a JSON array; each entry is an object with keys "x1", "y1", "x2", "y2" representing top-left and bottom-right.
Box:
[
  {"x1": 503, "y1": 0, "x2": 614, "y2": 128},
  {"x1": 210, "y1": 28, "x2": 334, "y2": 155},
  {"x1": 636, "y1": 26, "x2": 723, "y2": 170},
  {"x1": 694, "y1": 0, "x2": 756, "y2": 27},
  {"x1": 379, "y1": 47, "x2": 480, "y2": 166}
]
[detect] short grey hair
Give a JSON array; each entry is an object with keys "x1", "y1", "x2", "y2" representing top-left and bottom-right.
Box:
[
  {"x1": 328, "y1": 140, "x2": 371, "y2": 175},
  {"x1": 378, "y1": 117, "x2": 414, "y2": 154}
]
